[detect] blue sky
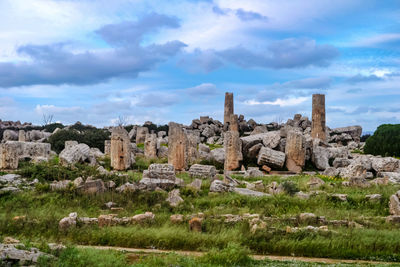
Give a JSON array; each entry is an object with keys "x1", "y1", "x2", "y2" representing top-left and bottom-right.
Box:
[{"x1": 0, "y1": 0, "x2": 399, "y2": 132}]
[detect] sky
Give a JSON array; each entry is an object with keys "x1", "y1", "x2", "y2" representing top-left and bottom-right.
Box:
[{"x1": 0, "y1": 0, "x2": 399, "y2": 132}]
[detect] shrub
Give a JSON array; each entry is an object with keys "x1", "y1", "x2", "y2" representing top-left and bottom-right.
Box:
[
  {"x1": 360, "y1": 134, "x2": 371, "y2": 142},
  {"x1": 281, "y1": 181, "x2": 299, "y2": 196},
  {"x1": 48, "y1": 128, "x2": 109, "y2": 154},
  {"x1": 364, "y1": 124, "x2": 400, "y2": 157},
  {"x1": 43, "y1": 123, "x2": 64, "y2": 133}
]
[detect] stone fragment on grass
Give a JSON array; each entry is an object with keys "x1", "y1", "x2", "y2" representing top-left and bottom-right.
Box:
[
  {"x1": 132, "y1": 212, "x2": 155, "y2": 223},
  {"x1": 59, "y1": 212, "x2": 77, "y2": 231},
  {"x1": 307, "y1": 177, "x2": 325, "y2": 189},
  {"x1": 189, "y1": 217, "x2": 202, "y2": 232},
  {"x1": 166, "y1": 189, "x2": 184, "y2": 207},
  {"x1": 209, "y1": 179, "x2": 233, "y2": 193},
  {"x1": 170, "y1": 214, "x2": 184, "y2": 224}
]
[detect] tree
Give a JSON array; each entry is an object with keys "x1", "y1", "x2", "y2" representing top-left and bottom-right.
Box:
[{"x1": 364, "y1": 124, "x2": 400, "y2": 157}]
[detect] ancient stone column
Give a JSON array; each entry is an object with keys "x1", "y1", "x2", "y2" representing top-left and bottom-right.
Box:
[
  {"x1": 285, "y1": 131, "x2": 306, "y2": 173},
  {"x1": 0, "y1": 142, "x2": 19, "y2": 169},
  {"x1": 224, "y1": 114, "x2": 242, "y2": 171},
  {"x1": 18, "y1": 130, "x2": 26, "y2": 142},
  {"x1": 144, "y1": 133, "x2": 157, "y2": 158},
  {"x1": 136, "y1": 126, "x2": 149, "y2": 144},
  {"x1": 110, "y1": 127, "x2": 132, "y2": 171},
  {"x1": 186, "y1": 131, "x2": 199, "y2": 165},
  {"x1": 224, "y1": 92, "x2": 234, "y2": 128},
  {"x1": 104, "y1": 140, "x2": 111, "y2": 155},
  {"x1": 311, "y1": 94, "x2": 326, "y2": 141},
  {"x1": 168, "y1": 122, "x2": 188, "y2": 171}
]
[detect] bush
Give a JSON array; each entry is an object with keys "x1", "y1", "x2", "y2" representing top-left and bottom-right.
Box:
[
  {"x1": 360, "y1": 134, "x2": 371, "y2": 142},
  {"x1": 43, "y1": 123, "x2": 64, "y2": 133},
  {"x1": 364, "y1": 124, "x2": 400, "y2": 157},
  {"x1": 281, "y1": 181, "x2": 299, "y2": 196},
  {"x1": 48, "y1": 128, "x2": 109, "y2": 154}
]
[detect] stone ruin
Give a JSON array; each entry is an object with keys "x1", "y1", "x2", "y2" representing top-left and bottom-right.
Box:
[
  {"x1": 139, "y1": 163, "x2": 183, "y2": 190},
  {"x1": 0, "y1": 141, "x2": 51, "y2": 169},
  {"x1": 144, "y1": 133, "x2": 157, "y2": 158},
  {"x1": 2, "y1": 91, "x2": 400, "y2": 186},
  {"x1": 110, "y1": 127, "x2": 132, "y2": 171},
  {"x1": 311, "y1": 94, "x2": 326, "y2": 141},
  {"x1": 224, "y1": 114, "x2": 242, "y2": 171},
  {"x1": 224, "y1": 92, "x2": 234, "y2": 129},
  {"x1": 168, "y1": 122, "x2": 188, "y2": 171}
]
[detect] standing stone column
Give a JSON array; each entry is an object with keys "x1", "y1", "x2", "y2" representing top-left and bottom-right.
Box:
[
  {"x1": 136, "y1": 127, "x2": 149, "y2": 144},
  {"x1": 144, "y1": 133, "x2": 157, "y2": 159},
  {"x1": 104, "y1": 140, "x2": 111, "y2": 155},
  {"x1": 224, "y1": 92, "x2": 234, "y2": 129},
  {"x1": 0, "y1": 142, "x2": 19, "y2": 169},
  {"x1": 18, "y1": 130, "x2": 26, "y2": 142},
  {"x1": 224, "y1": 114, "x2": 242, "y2": 171},
  {"x1": 186, "y1": 131, "x2": 199, "y2": 165},
  {"x1": 110, "y1": 127, "x2": 132, "y2": 171},
  {"x1": 285, "y1": 131, "x2": 306, "y2": 173},
  {"x1": 168, "y1": 122, "x2": 188, "y2": 171},
  {"x1": 311, "y1": 94, "x2": 326, "y2": 141}
]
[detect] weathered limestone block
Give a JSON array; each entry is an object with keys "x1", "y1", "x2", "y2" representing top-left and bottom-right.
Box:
[
  {"x1": 3, "y1": 130, "x2": 18, "y2": 141},
  {"x1": 371, "y1": 157, "x2": 400, "y2": 173},
  {"x1": 333, "y1": 158, "x2": 351, "y2": 168},
  {"x1": 104, "y1": 140, "x2": 111, "y2": 155},
  {"x1": 0, "y1": 142, "x2": 19, "y2": 169},
  {"x1": 166, "y1": 189, "x2": 184, "y2": 207},
  {"x1": 240, "y1": 133, "x2": 266, "y2": 156},
  {"x1": 311, "y1": 146, "x2": 330, "y2": 170},
  {"x1": 59, "y1": 212, "x2": 77, "y2": 230},
  {"x1": 110, "y1": 127, "x2": 132, "y2": 170},
  {"x1": 0, "y1": 141, "x2": 51, "y2": 169},
  {"x1": 257, "y1": 147, "x2": 285, "y2": 168},
  {"x1": 390, "y1": 191, "x2": 400, "y2": 215},
  {"x1": 244, "y1": 167, "x2": 264, "y2": 178},
  {"x1": 135, "y1": 126, "x2": 149, "y2": 144},
  {"x1": 168, "y1": 122, "x2": 188, "y2": 171},
  {"x1": 77, "y1": 179, "x2": 105, "y2": 194},
  {"x1": 157, "y1": 146, "x2": 168, "y2": 158},
  {"x1": 188, "y1": 164, "x2": 217, "y2": 179},
  {"x1": 311, "y1": 94, "x2": 326, "y2": 141},
  {"x1": 211, "y1": 148, "x2": 225, "y2": 163},
  {"x1": 147, "y1": 163, "x2": 176, "y2": 180},
  {"x1": 129, "y1": 126, "x2": 137, "y2": 140},
  {"x1": 224, "y1": 92, "x2": 234, "y2": 128},
  {"x1": 60, "y1": 143, "x2": 91, "y2": 166},
  {"x1": 247, "y1": 143, "x2": 263, "y2": 159},
  {"x1": 144, "y1": 133, "x2": 157, "y2": 158},
  {"x1": 18, "y1": 130, "x2": 26, "y2": 142},
  {"x1": 210, "y1": 179, "x2": 234, "y2": 193},
  {"x1": 65, "y1": 141, "x2": 78, "y2": 150},
  {"x1": 139, "y1": 164, "x2": 183, "y2": 190},
  {"x1": 234, "y1": 187, "x2": 271, "y2": 197},
  {"x1": 262, "y1": 131, "x2": 281, "y2": 149},
  {"x1": 331, "y1": 126, "x2": 362, "y2": 142},
  {"x1": 285, "y1": 131, "x2": 306, "y2": 173}
]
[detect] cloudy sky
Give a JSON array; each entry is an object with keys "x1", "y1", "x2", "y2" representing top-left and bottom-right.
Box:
[{"x1": 0, "y1": 0, "x2": 399, "y2": 132}]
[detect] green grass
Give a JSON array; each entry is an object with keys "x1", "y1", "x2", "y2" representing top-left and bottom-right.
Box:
[
  {"x1": 37, "y1": 245, "x2": 377, "y2": 267},
  {"x1": 133, "y1": 156, "x2": 168, "y2": 171},
  {"x1": 207, "y1": 144, "x2": 223, "y2": 150},
  {"x1": 2, "y1": 169, "x2": 400, "y2": 262},
  {"x1": 136, "y1": 143, "x2": 144, "y2": 149}
]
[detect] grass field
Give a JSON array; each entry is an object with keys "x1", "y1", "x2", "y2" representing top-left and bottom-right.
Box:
[{"x1": 2, "y1": 159, "x2": 400, "y2": 265}]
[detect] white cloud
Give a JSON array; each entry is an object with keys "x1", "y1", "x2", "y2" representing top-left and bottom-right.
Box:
[{"x1": 244, "y1": 96, "x2": 309, "y2": 107}]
